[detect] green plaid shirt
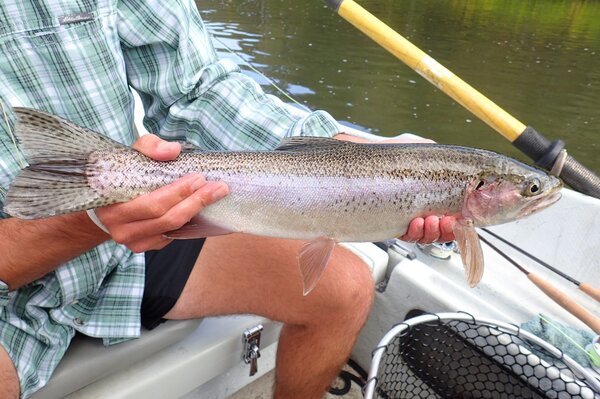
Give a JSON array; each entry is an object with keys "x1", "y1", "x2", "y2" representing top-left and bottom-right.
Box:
[{"x1": 0, "y1": 0, "x2": 339, "y2": 396}]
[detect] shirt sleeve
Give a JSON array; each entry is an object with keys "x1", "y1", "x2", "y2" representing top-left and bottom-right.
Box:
[
  {"x1": 0, "y1": 166, "x2": 11, "y2": 305},
  {"x1": 117, "y1": 0, "x2": 340, "y2": 151},
  {"x1": 0, "y1": 185, "x2": 6, "y2": 219},
  {"x1": 0, "y1": 280, "x2": 8, "y2": 307},
  {"x1": 0, "y1": 186, "x2": 8, "y2": 305},
  {"x1": 0, "y1": 109, "x2": 26, "y2": 219}
]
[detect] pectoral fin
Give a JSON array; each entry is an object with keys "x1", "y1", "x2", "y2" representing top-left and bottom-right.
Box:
[
  {"x1": 298, "y1": 237, "x2": 336, "y2": 296},
  {"x1": 453, "y1": 220, "x2": 484, "y2": 287},
  {"x1": 164, "y1": 216, "x2": 234, "y2": 239}
]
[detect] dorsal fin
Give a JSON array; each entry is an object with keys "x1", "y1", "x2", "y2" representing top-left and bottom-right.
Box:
[{"x1": 275, "y1": 136, "x2": 351, "y2": 152}]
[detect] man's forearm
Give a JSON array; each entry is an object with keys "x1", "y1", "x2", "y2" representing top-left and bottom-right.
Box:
[{"x1": 0, "y1": 212, "x2": 108, "y2": 290}]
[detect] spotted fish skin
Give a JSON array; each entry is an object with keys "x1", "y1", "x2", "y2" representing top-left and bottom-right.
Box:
[
  {"x1": 82, "y1": 142, "x2": 475, "y2": 243},
  {"x1": 5, "y1": 107, "x2": 562, "y2": 291}
]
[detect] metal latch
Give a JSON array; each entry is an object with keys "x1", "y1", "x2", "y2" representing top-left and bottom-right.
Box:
[
  {"x1": 243, "y1": 324, "x2": 263, "y2": 377},
  {"x1": 387, "y1": 239, "x2": 417, "y2": 260},
  {"x1": 416, "y1": 241, "x2": 458, "y2": 260}
]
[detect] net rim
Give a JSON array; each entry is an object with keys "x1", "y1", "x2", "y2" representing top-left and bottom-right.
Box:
[{"x1": 363, "y1": 311, "x2": 600, "y2": 398}]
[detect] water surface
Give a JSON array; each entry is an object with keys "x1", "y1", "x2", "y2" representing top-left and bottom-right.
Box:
[{"x1": 197, "y1": 0, "x2": 600, "y2": 174}]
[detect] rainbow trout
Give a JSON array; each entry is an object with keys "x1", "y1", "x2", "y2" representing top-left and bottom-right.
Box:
[{"x1": 5, "y1": 108, "x2": 562, "y2": 294}]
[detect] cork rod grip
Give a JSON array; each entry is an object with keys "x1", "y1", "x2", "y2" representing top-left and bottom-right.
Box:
[
  {"x1": 579, "y1": 283, "x2": 600, "y2": 303},
  {"x1": 528, "y1": 272, "x2": 600, "y2": 334}
]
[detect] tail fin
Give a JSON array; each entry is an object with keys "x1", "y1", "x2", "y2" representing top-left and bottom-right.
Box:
[{"x1": 4, "y1": 108, "x2": 124, "y2": 219}]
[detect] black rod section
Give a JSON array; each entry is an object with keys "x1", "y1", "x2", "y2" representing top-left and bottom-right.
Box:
[
  {"x1": 324, "y1": 0, "x2": 344, "y2": 12},
  {"x1": 478, "y1": 234, "x2": 529, "y2": 275},
  {"x1": 481, "y1": 228, "x2": 580, "y2": 286},
  {"x1": 513, "y1": 126, "x2": 600, "y2": 198}
]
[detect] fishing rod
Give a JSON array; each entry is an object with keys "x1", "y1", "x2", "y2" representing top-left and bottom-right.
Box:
[
  {"x1": 482, "y1": 228, "x2": 600, "y2": 303},
  {"x1": 478, "y1": 234, "x2": 600, "y2": 335},
  {"x1": 324, "y1": 0, "x2": 600, "y2": 199}
]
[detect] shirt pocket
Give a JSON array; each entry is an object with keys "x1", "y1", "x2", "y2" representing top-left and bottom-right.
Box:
[{"x1": 0, "y1": 2, "x2": 131, "y2": 135}]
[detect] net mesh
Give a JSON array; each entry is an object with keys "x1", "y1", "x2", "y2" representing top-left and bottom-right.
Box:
[{"x1": 372, "y1": 317, "x2": 598, "y2": 399}]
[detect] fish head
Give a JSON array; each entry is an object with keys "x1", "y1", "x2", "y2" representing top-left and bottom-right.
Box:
[{"x1": 463, "y1": 159, "x2": 562, "y2": 227}]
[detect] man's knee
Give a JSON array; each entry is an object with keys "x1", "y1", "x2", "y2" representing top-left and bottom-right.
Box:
[
  {"x1": 313, "y1": 247, "x2": 375, "y2": 325},
  {"x1": 338, "y1": 252, "x2": 375, "y2": 320},
  {"x1": 0, "y1": 345, "x2": 20, "y2": 399}
]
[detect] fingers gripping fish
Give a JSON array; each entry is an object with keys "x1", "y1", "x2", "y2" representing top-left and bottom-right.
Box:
[{"x1": 5, "y1": 108, "x2": 562, "y2": 295}]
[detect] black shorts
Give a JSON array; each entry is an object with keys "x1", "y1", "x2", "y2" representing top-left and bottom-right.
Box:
[{"x1": 141, "y1": 239, "x2": 206, "y2": 330}]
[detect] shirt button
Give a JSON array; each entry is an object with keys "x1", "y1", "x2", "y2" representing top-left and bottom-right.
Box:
[{"x1": 73, "y1": 318, "x2": 85, "y2": 326}]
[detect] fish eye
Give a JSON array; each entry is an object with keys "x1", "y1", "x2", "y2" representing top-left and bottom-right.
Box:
[{"x1": 524, "y1": 178, "x2": 541, "y2": 196}]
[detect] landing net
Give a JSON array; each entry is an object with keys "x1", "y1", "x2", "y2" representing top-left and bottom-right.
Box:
[{"x1": 364, "y1": 312, "x2": 600, "y2": 399}]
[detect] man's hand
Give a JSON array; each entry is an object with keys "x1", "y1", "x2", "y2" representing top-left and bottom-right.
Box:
[
  {"x1": 94, "y1": 135, "x2": 229, "y2": 253},
  {"x1": 334, "y1": 132, "x2": 457, "y2": 244},
  {"x1": 400, "y1": 215, "x2": 455, "y2": 243}
]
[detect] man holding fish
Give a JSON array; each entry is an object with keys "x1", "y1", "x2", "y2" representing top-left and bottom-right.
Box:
[{"x1": 0, "y1": 1, "x2": 463, "y2": 398}]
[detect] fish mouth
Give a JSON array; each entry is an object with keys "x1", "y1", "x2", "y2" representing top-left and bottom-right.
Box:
[{"x1": 522, "y1": 189, "x2": 562, "y2": 217}]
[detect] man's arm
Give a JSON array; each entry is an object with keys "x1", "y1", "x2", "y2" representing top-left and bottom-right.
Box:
[
  {"x1": 0, "y1": 213, "x2": 106, "y2": 290},
  {"x1": 118, "y1": 0, "x2": 340, "y2": 151}
]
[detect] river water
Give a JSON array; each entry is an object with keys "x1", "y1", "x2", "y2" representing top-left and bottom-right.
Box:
[{"x1": 197, "y1": 0, "x2": 600, "y2": 174}]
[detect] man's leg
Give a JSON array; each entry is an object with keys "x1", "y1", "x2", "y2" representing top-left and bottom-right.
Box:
[
  {"x1": 0, "y1": 345, "x2": 19, "y2": 399},
  {"x1": 164, "y1": 234, "x2": 374, "y2": 399}
]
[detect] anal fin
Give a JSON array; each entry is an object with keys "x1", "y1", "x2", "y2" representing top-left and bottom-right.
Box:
[
  {"x1": 298, "y1": 237, "x2": 336, "y2": 296},
  {"x1": 164, "y1": 215, "x2": 234, "y2": 239},
  {"x1": 453, "y1": 219, "x2": 484, "y2": 287}
]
